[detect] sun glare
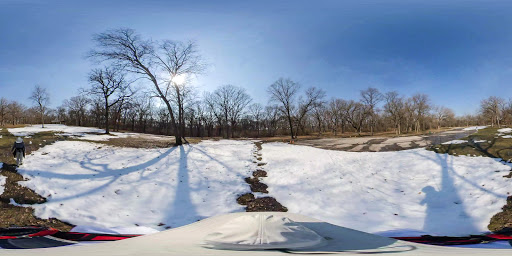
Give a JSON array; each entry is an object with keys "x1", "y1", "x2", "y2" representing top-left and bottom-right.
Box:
[{"x1": 172, "y1": 74, "x2": 187, "y2": 85}]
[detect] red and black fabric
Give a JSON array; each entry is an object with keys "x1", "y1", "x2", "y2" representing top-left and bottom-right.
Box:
[
  {"x1": 0, "y1": 236, "x2": 76, "y2": 249},
  {"x1": 0, "y1": 227, "x2": 58, "y2": 240},
  {"x1": 393, "y1": 234, "x2": 512, "y2": 246},
  {"x1": 52, "y1": 231, "x2": 140, "y2": 241}
]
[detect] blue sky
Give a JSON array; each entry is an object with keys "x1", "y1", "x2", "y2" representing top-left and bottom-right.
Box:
[{"x1": 1, "y1": 0, "x2": 512, "y2": 115}]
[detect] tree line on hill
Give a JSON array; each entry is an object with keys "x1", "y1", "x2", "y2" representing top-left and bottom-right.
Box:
[{"x1": 0, "y1": 28, "x2": 505, "y2": 144}]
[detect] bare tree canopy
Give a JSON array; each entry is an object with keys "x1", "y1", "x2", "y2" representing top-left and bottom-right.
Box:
[
  {"x1": 480, "y1": 96, "x2": 505, "y2": 127},
  {"x1": 64, "y1": 95, "x2": 90, "y2": 126},
  {"x1": 89, "y1": 28, "x2": 205, "y2": 145},
  {"x1": 248, "y1": 103, "x2": 264, "y2": 137},
  {"x1": 205, "y1": 85, "x2": 252, "y2": 138},
  {"x1": 29, "y1": 85, "x2": 50, "y2": 128},
  {"x1": 88, "y1": 67, "x2": 133, "y2": 134},
  {"x1": 360, "y1": 87, "x2": 382, "y2": 135},
  {"x1": 268, "y1": 78, "x2": 300, "y2": 139},
  {"x1": 383, "y1": 91, "x2": 405, "y2": 135}
]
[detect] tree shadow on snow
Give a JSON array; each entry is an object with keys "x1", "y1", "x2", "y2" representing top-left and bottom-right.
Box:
[
  {"x1": 163, "y1": 146, "x2": 200, "y2": 225},
  {"x1": 23, "y1": 146, "x2": 178, "y2": 202}
]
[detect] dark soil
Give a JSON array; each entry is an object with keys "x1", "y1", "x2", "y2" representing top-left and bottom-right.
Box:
[
  {"x1": 0, "y1": 164, "x2": 45, "y2": 204},
  {"x1": 236, "y1": 193, "x2": 255, "y2": 205},
  {"x1": 253, "y1": 170, "x2": 267, "y2": 178},
  {"x1": 244, "y1": 177, "x2": 268, "y2": 193},
  {"x1": 0, "y1": 128, "x2": 73, "y2": 230},
  {"x1": 489, "y1": 196, "x2": 512, "y2": 232},
  {"x1": 246, "y1": 197, "x2": 288, "y2": 212},
  {"x1": 380, "y1": 143, "x2": 405, "y2": 151},
  {"x1": 361, "y1": 139, "x2": 387, "y2": 151},
  {"x1": 236, "y1": 141, "x2": 287, "y2": 212},
  {"x1": 92, "y1": 136, "x2": 175, "y2": 148},
  {"x1": 0, "y1": 164, "x2": 73, "y2": 231}
]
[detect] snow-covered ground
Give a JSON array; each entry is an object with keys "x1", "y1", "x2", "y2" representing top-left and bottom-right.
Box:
[
  {"x1": 7, "y1": 124, "x2": 512, "y2": 247},
  {"x1": 442, "y1": 139, "x2": 467, "y2": 145},
  {"x1": 497, "y1": 128, "x2": 512, "y2": 134},
  {"x1": 8, "y1": 124, "x2": 171, "y2": 141},
  {"x1": 8, "y1": 124, "x2": 105, "y2": 137},
  {"x1": 463, "y1": 126, "x2": 488, "y2": 131},
  {"x1": 16, "y1": 140, "x2": 254, "y2": 230},
  {"x1": 262, "y1": 143, "x2": 511, "y2": 236},
  {"x1": 0, "y1": 167, "x2": 5, "y2": 196}
]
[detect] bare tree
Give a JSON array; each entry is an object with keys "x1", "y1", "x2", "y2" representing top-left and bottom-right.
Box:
[
  {"x1": 327, "y1": 98, "x2": 347, "y2": 136},
  {"x1": 268, "y1": 78, "x2": 300, "y2": 139},
  {"x1": 64, "y1": 95, "x2": 90, "y2": 126},
  {"x1": 264, "y1": 105, "x2": 280, "y2": 137},
  {"x1": 0, "y1": 98, "x2": 8, "y2": 126},
  {"x1": 206, "y1": 85, "x2": 252, "y2": 138},
  {"x1": 7, "y1": 101, "x2": 25, "y2": 125},
  {"x1": 29, "y1": 85, "x2": 50, "y2": 128},
  {"x1": 360, "y1": 87, "x2": 382, "y2": 135},
  {"x1": 344, "y1": 100, "x2": 366, "y2": 135},
  {"x1": 248, "y1": 103, "x2": 264, "y2": 137},
  {"x1": 312, "y1": 103, "x2": 327, "y2": 135},
  {"x1": 411, "y1": 94, "x2": 431, "y2": 132},
  {"x1": 89, "y1": 28, "x2": 204, "y2": 145},
  {"x1": 383, "y1": 91, "x2": 404, "y2": 135},
  {"x1": 433, "y1": 106, "x2": 454, "y2": 130},
  {"x1": 480, "y1": 96, "x2": 505, "y2": 127},
  {"x1": 88, "y1": 67, "x2": 133, "y2": 134},
  {"x1": 295, "y1": 87, "x2": 326, "y2": 136},
  {"x1": 155, "y1": 40, "x2": 205, "y2": 142}
]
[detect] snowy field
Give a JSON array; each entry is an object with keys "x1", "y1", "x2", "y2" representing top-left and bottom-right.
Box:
[
  {"x1": 8, "y1": 124, "x2": 105, "y2": 137},
  {"x1": 8, "y1": 124, "x2": 171, "y2": 141},
  {"x1": 16, "y1": 140, "x2": 254, "y2": 230},
  {"x1": 262, "y1": 143, "x2": 512, "y2": 236},
  {"x1": 0, "y1": 165, "x2": 5, "y2": 195},
  {"x1": 5, "y1": 124, "x2": 512, "y2": 243},
  {"x1": 463, "y1": 126, "x2": 488, "y2": 131}
]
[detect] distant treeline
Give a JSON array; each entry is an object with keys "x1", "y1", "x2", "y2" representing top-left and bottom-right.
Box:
[{"x1": 1, "y1": 85, "x2": 499, "y2": 139}]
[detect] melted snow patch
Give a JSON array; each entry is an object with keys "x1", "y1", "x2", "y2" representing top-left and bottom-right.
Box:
[
  {"x1": 0, "y1": 171, "x2": 5, "y2": 195},
  {"x1": 8, "y1": 124, "x2": 104, "y2": 137},
  {"x1": 441, "y1": 140, "x2": 467, "y2": 145},
  {"x1": 462, "y1": 126, "x2": 487, "y2": 131},
  {"x1": 497, "y1": 128, "x2": 512, "y2": 133}
]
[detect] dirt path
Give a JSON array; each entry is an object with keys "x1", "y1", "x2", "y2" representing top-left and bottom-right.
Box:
[
  {"x1": 237, "y1": 141, "x2": 287, "y2": 212},
  {"x1": 296, "y1": 128, "x2": 475, "y2": 152}
]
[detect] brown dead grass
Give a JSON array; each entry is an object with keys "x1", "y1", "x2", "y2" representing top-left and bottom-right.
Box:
[
  {"x1": 0, "y1": 128, "x2": 73, "y2": 230},
  {"x1": 255, "y1": 127, "x2": 459, "y2": 143}
]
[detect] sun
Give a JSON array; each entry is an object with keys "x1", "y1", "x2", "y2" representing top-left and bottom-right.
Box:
[{"x1": 172, "y1": 74, "x2": 187, "y2": 85}]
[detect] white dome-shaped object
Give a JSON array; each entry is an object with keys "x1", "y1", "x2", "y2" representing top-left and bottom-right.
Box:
[{"x1": 202, "y1": 213, "x2": 326, "y2": 250}]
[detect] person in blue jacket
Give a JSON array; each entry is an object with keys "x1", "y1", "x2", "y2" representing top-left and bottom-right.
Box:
[{"x1": 11, "y1": 137, "x2": 26, "y2": 166}]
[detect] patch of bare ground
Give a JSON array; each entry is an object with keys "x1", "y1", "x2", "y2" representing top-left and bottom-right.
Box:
[
  {"x1": 244, "y1": 177, "x2": 268, "y2": 193},
  {"x1": 0, "y1": 164, "x2": 73, "y2": 231},
  {"x1": 246, "y1": 197, "x2": 287, "y2": 212},
  {"x1": 257, "y1": 127, "x2": 458, "y2": 143},
  {"x1": 489, "y1": 195, "x2": 512, "y2": 232},
  {"x1": 97, "y1": 137, "x2": 175, "y2": 148},
  {"x1": 379, "y1": 143, "x2": 406, "y2": 151},
  {"x1": 237, "y1": 141, "x2": 287, "y2": 212},
  {"x1": 76, "y1": 134, "x2": 203, "y2": 149},
  {"x1": 0, "y1": 128, "x2": 73, "y2": 230}
]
